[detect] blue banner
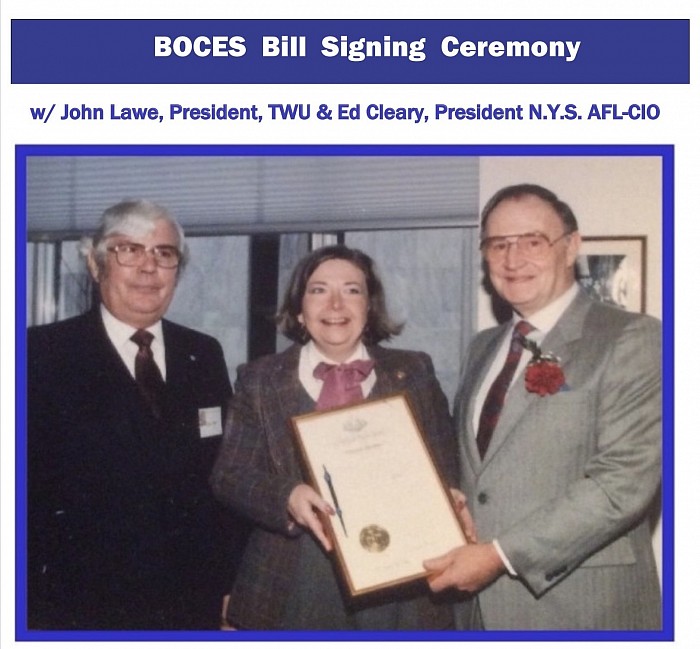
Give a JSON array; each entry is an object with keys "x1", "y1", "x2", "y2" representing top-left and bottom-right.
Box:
[{"x1": 11, "y1": 19, "x2": 689, "y2": 84}]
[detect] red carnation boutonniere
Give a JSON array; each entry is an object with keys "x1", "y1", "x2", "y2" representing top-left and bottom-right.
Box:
[{"x1": 520, "y1": 337, "x2": 566, "y2": 396}]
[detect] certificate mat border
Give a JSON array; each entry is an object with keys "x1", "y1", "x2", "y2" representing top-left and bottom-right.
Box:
[{"x1": 291, "y1": 391, "x2": 467, "y2": 597}]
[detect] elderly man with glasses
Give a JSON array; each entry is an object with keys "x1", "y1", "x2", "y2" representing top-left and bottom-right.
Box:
[
  {"x1": 424, "y1": 184, "x2": 662, "y2": 630},
  {"x1": 27, "y1": 200, "x2": 244, "y2": 630}
]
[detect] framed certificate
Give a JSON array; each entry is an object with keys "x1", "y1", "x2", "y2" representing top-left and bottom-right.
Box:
[{"x1": 291, "y1": 393, "x2": 466, "y2": 597}]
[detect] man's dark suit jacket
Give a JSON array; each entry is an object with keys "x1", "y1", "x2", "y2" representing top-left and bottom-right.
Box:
[
  {"x1": 27, "y1": 308, "x2": 243, "y2": 630},
  {"x1": 210, "y1": 344, "x2": 458, "y2": 630}
]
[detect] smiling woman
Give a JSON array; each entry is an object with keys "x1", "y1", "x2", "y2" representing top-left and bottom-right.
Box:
[
  {"x1": 209, "y1": 244, "x2": 460, "y2": 631},
  {"x1": 296, "y1": 259, "x2": 370, "y2": 362}
]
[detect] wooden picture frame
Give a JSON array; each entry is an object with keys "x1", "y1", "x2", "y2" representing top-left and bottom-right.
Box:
[
  {"x1": 577, "y1": 236, "x2": 647, "y2": 313},
  {"x1": 291, "y1": 393, "x2": 466, "y2": 597}
]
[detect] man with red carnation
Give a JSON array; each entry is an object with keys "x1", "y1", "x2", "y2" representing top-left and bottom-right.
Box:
[{"x1": 424, "y1": 184, "x2": 662, "y2": 630}]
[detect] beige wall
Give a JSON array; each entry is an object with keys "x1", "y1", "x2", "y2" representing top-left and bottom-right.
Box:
[{"x1": 478, "y1": 156, "x2": 664, "y2": 580}]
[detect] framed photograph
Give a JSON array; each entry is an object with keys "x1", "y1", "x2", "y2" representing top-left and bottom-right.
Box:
[
  {"x1": 291, "y1": 393, "x2": 466, "y2": 598},
  {"x1": 576, "y1": 236, "x2": 647, "y2": 313}
]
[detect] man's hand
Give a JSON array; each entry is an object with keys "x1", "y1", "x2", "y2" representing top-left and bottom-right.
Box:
[
  {"x1": 287, "y1": 483, "x2": 334, "y2": 551},
  {"x1": 423, "y1": 542, "x2": 506, "y2": 593}
]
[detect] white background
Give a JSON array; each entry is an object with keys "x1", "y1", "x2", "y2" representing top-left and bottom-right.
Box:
[{"x1": 2, "y1": 2, "x2": 697, "y2": 647}]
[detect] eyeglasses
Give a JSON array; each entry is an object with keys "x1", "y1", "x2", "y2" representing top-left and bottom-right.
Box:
[
  {"x1": 107, "y1": 243, "x2": 181, "y2": 268},
  {"x1": 480, "y1": 231, "x2": 573, "y2": 261}
]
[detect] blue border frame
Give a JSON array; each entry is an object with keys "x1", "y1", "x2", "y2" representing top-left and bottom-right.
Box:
[
  {"x1": 11, "y1": 19, "x2": 690, "y2": 85},
  {"x1": 15, "y1": 143, "x2": 674, "y2": 642}
]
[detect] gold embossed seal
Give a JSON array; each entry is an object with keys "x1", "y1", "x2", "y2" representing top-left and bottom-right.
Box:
[{"x1": 359, "y1": 525, "x2": 390, "y2": 553}]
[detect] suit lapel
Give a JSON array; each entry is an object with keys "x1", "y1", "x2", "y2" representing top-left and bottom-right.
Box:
[
  {"x1": 162, "y1": 320, "x2": 192, "y2": 399},
  {"x1": 160, "y1": 321, "x2": 203, "y2": 443},
  {"x1": 478, "y1": 292, "x2": 591, "y2": 468},
  {"x1": 259, "y1": 346, "x2": 314, "y2": 470},
  {"x1": 87, "y1": 309, "x2": 137, "y2": 388},
  {"x1": 264, "y1": 344, "x2": 310, "y2": 410},
  {"x1": 83, "y1": 310, "x2": 160, "y2": 449},
  {"x1": 368, "y1": 346, "x2": 410, "y2": 397},
  {"x1": 481, "y1": 370, "x2": 534, "y2": 464},
  {"x1": 84, "y1": 309, "x2": 143, "y2": 407},
  {"x1": 459, "y1": 327, "x2": 507, "y2": 473}
]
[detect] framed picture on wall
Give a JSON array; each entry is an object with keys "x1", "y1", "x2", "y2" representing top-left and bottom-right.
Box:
[{"x1": 576, "y1": 236, "x2": 647, "y2": 314}]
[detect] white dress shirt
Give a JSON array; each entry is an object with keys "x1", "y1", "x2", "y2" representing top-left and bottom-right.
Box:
[{"x1": 100, "y1": 304, "x2": 166, "y2": 380}]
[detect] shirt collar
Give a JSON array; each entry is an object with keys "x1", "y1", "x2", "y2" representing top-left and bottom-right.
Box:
[
  {"x1": 100, "y1": 303, "x2": 163, "y2": 346},
  {"x1": 303, "y1": 339, "x2": 370, "y2": 368},
  {"x1": 514, "y1": 283, "x2": 579, "y2": 338}
]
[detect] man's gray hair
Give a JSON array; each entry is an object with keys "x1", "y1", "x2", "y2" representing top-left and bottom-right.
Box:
[{"x1": 80, "y1": 200, "x2": 189, "y2": 274}]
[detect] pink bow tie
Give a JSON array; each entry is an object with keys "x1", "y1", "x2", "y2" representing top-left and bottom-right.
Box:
[{"x1": 313, "y1": 360, "x2": 376, "y2": 411}]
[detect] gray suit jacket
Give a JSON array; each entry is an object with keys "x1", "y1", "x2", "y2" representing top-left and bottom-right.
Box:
[
  {"x1": 454, "y1": 291, "x2": 662, "y2": 630},
  {"x1": 210, "y1": 343, "x2": 458, "y2": 630}
]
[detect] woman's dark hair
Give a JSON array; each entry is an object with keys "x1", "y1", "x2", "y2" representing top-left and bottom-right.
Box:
[
  {"x1": 481, "y1": 183, "x2": 579, "y2": 235},
  {"x1": 277, "y1": 245, "x2": 403, "y2": 345}
]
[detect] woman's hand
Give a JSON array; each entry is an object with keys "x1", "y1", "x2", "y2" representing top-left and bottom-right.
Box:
[
  {"x1": 450, "y1": 488, "x2": 478, "y2": 544},
  {"x1": 288, "y1": 484, "x2": 334, "y2": 551},
  {"x1": 219, "y1": 594, "x2": 236, "y2": 631}
]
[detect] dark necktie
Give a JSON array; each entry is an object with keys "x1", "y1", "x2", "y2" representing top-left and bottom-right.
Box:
[
  {"x1": 313, "y1": 359, "x2": 376, "y2": 411},
  {"x1": 476, "y1": 320, "x2": 535, "y2": 459},
  {"x1": 130, "y1": 328, "x2": 165, "y2": 417}
]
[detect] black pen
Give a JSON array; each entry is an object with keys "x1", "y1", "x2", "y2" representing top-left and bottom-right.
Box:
[{"x1": 323, "y1": 465, "x2": 348, "y2": 537}]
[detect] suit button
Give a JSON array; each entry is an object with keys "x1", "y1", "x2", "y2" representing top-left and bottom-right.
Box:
[{"x1": 477, "y1": 492, "x2": 488, "y2": 504}]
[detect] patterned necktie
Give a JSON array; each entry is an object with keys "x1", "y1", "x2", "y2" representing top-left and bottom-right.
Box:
[
  {"x1": 476, "y1": 320, "x2": 535, "y2": 459},
  {"x1": 313, "y1": 359, "x2": 376, "y2": 411},
  {"x1": 130, "y1": 329, "x2": 165, "y2": 417}
]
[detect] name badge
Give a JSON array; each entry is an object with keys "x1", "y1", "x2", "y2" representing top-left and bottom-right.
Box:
[{"x1": 198, "y1": 406, "x2": 223, "y2": 438}]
